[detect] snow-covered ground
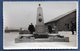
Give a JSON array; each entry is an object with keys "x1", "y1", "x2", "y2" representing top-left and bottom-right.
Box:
[{"x1": 3, "y1": 31, "x2": 78, "y2": 49}]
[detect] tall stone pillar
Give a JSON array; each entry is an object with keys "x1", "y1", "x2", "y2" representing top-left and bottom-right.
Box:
[{"x1": 35, "y1": 4, "x2": 47, "y2": 35}]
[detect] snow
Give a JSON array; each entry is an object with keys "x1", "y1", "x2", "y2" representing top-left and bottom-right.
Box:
[{"x1": 3, "y1": 31, "x2": 78, "y2": 49}]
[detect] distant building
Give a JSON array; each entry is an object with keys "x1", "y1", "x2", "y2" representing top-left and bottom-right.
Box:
[{"x1": 45, "y1": 9, "x2": 76, "y2": 31}]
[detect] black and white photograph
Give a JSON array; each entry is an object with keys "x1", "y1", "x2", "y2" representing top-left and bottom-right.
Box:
[{"x1": 3, "y1": 1, "x2": 78, "y2": 49}]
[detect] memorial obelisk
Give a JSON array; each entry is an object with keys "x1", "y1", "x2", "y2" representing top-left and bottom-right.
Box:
[{"x1": 35, "y1": 4, "x2": 47, "y2": 36}]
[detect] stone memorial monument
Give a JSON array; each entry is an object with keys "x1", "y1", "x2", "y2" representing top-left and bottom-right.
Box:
[
  {"x1": 34, "y1": 4, "x2": 48, "y2": 38},
  {"x1": 15, "y1": 4, "x2": 69, "y2": 43}
]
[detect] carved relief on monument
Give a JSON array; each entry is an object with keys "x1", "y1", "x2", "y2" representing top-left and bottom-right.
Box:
[{"x1": 38, "y1": 18, "x2": 42, "y2": 22}]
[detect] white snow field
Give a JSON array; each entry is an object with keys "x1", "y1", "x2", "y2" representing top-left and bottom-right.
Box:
[{"x1": 3, "y1": 31, "x2": 78, "y2": 49}]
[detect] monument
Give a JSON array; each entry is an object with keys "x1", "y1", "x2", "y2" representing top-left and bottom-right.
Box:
[
  {"x1": 34, "y1": 4, "x2": 48, "y2": 38},
  {"x1": 15, "y1": 4, "x2": 69, "y2": 43}
]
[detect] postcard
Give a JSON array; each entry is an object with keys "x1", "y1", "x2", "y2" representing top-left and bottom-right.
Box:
[{"x1": 3, "y1": 1, "x2": 78, "y2": 49}]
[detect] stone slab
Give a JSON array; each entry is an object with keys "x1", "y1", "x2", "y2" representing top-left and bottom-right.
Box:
[{"x1": 15, "y1": 36, "x2": 69, "y2": 43}]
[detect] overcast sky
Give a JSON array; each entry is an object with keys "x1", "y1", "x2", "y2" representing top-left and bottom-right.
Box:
[{"x1": 3, "y1": 1, "x2": 78, "y2": 29}]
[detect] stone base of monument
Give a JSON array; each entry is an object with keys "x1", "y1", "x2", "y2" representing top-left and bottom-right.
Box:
[
  {"x1": 15, "y1": 34, "x2": 69, "y2": 43},
  {"x1": 33, "y1": 34, "x2": 49, "y2": 38}
]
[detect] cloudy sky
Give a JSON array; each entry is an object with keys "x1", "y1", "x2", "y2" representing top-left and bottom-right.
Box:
[{"x1": 3, "y1": 1, "x2": 78, "y2": 29}]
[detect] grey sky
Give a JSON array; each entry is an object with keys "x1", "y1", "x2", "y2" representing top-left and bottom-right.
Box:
[{"x1": 3, "y1": 1, "x2": 78, "y2": 29}]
